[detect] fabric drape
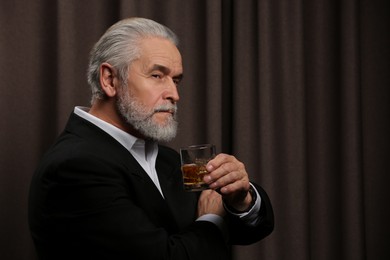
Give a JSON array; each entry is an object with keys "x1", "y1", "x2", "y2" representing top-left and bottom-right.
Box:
[{"x1": 1, "y1": 0, "x2": 388, "y2": 259}]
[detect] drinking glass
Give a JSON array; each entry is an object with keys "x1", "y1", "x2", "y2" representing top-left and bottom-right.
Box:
[{"x1": 180, "y1": 144, "x2": 216, "y2": 191}]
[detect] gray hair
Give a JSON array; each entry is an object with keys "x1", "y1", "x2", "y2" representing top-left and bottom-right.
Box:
[{"x1": 87, "y1": 17, "x2": 179, "y2": 103}]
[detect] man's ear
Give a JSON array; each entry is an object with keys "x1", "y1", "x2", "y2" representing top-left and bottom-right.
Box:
[{"x1": 99, "y1": 63, "x2": 118, "y2": 97}]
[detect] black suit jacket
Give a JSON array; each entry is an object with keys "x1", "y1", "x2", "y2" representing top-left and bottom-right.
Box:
[{"x1": 28, "y1": 112, "x2": 274, "y2": 260}]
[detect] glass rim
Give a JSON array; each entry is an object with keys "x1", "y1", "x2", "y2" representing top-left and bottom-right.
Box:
[{"x1": 180, "y1": 143, "x2": 215, "y2": 151}]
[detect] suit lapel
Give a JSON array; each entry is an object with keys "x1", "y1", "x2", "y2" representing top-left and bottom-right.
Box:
[
  {"x1": 117, "y1": 146, "x2": 181, "y2": 233},
  {"x1": 156, "y1": 147, "x2": 198, "y2": 230}
]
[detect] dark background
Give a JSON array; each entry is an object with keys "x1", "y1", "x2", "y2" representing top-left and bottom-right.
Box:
[{"x1": 1, "y1": 0, "x2": 389, "y2": 259}]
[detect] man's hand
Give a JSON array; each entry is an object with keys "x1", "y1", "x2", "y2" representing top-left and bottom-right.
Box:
[
  {"x1": 197, "y1": 190, "x2": 226, "y2": 218},
  {"x1": 204, "y1": 154, "x2": 253, "y2": 212}
]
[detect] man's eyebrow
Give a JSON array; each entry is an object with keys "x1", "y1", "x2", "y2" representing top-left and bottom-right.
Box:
[
  {"x1": 150, "y1": 64, "x2": 183, "y2": 79},
  {"x1": 150, "y1": 64, "x2": 170, "y2": 74}
]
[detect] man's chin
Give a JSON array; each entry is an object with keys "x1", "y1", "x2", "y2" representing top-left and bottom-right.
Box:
[{"x1": 135, "y1": 120, "x2": 177, "y2": 142}]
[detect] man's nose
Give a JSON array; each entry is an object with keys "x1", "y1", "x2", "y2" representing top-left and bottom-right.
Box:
[{"x1": 164, "y1": 78, "x2": 180, "y2": 103}]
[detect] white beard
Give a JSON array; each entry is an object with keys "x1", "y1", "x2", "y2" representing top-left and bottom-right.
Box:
[{"x1": 116, "y1": 89, "x2": 178, "y2": 142}]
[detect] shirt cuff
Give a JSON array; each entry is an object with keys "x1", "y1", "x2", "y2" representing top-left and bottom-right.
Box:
[
  {"x1": 196, "y1": 214, "x2": 225, "y2": 229},
  {"x1": 224, "y1": 183, "x2": 262, "y2": 226}
]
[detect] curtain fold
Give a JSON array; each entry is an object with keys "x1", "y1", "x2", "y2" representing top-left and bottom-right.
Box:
[{"x1": 0, "y1": 0, "x2": 388, "y2": 259}]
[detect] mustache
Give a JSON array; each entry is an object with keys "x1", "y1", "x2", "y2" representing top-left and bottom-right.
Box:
[{"x1": 153, "y1": 104, "x2": 177, "y2": 114}]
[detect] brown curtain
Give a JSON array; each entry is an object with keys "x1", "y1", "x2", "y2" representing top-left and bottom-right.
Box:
[{"x1": 1, "y1": 0, "x2": 388, "y2": 259}]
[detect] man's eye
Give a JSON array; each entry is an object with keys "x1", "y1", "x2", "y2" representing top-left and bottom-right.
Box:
[
  {"x1": 173, "y1": 79, "x2": 180, "y2": 86},
  {"x1": 152, "y1": 74, "x2": 162, "y2": 79}
]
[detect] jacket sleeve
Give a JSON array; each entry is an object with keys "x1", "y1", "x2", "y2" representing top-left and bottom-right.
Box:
[{"x1": 226, "y1": 182, "x2": 275, "y2": 245}]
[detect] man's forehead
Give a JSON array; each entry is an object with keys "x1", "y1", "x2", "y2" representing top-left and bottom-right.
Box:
[
  {"x1": 139, "y1": 38, "x2": 181, "y2": 60},
  {"x1": 140, "y1": 55, "x2": 183, "y2": 75}
]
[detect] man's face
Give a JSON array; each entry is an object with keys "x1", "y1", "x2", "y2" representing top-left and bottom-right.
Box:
[{"x1": 117, "y1": 37, "x2": 183, "y2": 141}]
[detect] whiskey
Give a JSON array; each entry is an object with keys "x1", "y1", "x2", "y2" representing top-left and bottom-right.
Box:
[{"x1": 181, "y1": 163, "x2": 209, "y2": 191}]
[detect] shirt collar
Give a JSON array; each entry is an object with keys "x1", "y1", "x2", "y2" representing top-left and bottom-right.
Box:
[{"x1": 74, "y1": 106, "x2": 157, "y2": 157}]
